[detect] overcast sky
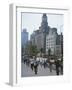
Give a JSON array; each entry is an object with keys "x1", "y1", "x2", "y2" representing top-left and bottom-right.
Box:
[{"x1": 22, "y1": 13, "x2": 64, "y2": 39}]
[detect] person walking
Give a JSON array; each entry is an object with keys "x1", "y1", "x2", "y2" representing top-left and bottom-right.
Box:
[
  {"x1": 55, "y1": 60, "x2": 60, "y2": 75},
  {"x1": 34, "y1": 62, "x2": 38, "y2": 74},
  {"x1": 49, "y1": 62, "x2": 52, "y2": 72},
  {"x1": 31, "y1": 62, "x2": 34, "y2": 70}
]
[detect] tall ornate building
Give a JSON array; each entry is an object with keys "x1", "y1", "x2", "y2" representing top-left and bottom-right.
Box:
[
  {"x1": 30, "y1": 13, "x2": 49, "y2": 53},
  {"x1": 30, "y1": 13, "x2": 63, "y2": 57},
  {"x1": 40, "y1": 13, "x2": 48, "y2": 32}
]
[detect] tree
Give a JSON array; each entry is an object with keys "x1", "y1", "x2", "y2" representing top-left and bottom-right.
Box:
[
  {"x1": 40, "y1": 48, "x2": 44, "y2": 57},
  {"x1": 25, "y1": 43, "x2": 38, "y2": 58},
  {"x1": 30, "y1": 45, "x2": 38, "y2": 58},
  {"x1": 24, "y1": 42, "x2": 39, "y2": 59},
  {"x1": 21, "y1": 45, "x2": 24, "y2": 56}
]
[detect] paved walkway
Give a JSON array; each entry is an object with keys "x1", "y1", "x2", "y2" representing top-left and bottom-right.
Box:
[{"x1": 21, "y1": 62, "x2": 59, "y2": 77}]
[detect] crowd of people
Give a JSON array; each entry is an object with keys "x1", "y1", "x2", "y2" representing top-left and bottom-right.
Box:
[{"x1": 22, "y1": 56, "x2": 63, "y2": 75}]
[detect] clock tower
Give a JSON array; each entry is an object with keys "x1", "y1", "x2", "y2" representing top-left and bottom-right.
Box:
[{"x1": 41, "y1": 13, "x2": 48, "y2": 32}]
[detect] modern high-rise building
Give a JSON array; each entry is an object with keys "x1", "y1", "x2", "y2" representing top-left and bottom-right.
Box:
[{"x1": 21, "y1": 29, "x2": 28, "y2": 48}]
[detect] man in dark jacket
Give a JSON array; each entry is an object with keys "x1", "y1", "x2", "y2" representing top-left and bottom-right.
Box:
[{"x1": 55, "y1": 60, "x2": 60, "y2": 75}]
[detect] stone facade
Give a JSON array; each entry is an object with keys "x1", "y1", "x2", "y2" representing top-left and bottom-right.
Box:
[
  {"x1": 46, "y1": 28, "x2": 63, "y2": 57},
  {"x1": 46, "y1": 28, "x2": 57, "y2": 55},
  {"x1": 30, "y1": 13, "x2": 49, "y2": 52},
  {"x1": 30, "y1": 13, "x2": 63, "y2": 57}
]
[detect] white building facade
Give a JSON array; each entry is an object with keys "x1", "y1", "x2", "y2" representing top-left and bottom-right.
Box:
[{"x1": 46, "y1": 28, "x2": 57, "y2": 55}]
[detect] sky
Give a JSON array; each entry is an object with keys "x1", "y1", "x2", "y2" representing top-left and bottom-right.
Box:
[{"x1": 22, "y1": 13, "x2": 64, "y2": 39}]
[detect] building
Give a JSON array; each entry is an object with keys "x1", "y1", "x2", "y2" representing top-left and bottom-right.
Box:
[
  {"x1": 55, "y1": 33, "x2": 63, "y2": 57},
  {"x1": 30, "y1": 13, "x2": 63, "y2": 57},
  {"x1": 30, "y1": 13, "x2": 49, "y2": 53},
  {"x1": 21, "y1": 29, "x2": 28, "y2": 48},
  {"x1": 46, "y1": 28, "x2": 57, "y2": 55},
  {"x1": 34, "y1": 30, "x2": 45, "y2": 50},
  {"x1": 46, "y1": 28, "x2": 63, "y2": 57}
]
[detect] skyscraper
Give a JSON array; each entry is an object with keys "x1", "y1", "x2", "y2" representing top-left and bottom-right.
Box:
[{"x1": 21, "y1": 29, "x2": 28, "y2": 48}]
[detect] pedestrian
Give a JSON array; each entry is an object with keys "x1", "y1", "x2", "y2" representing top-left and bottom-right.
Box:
[
  {"x1": 49, "y1": 62, "x2": 52, "y2": 72},
  {"x1": 60, "y1": 64, "x2": 63, "y2": 74},
  {"x1": 55, "y1": 60, "x2": 60, "y2": 75},
  {"x1": 31, "y1": 63, "x2": 34, "y2": 70},
  {"x1": 34, "y1": 63, "x2": 38, "y2": 74}
]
